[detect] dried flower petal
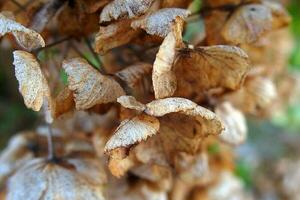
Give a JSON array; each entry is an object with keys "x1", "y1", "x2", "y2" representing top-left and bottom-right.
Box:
[
  {"x1": 13, "y1": 50, "x2": 50, "y2": 112},
  {"x1": 221, "y1": 4, "x2": 272, "y2": 44},
  {"x1": 131, "y1": 8, "x2": 190, "y2": 37},
  {"x1": 117, "y1": 95, "x2": 146, "y2": 112},
  {"x1": 105, "y1": 114, "x2": 159, "y2": 151},
  {"x1": 0, "y1": 13, "x2": 45, "y2": 50},
  {"x1": 152, "y1": 22, "x2": 177, "y2": 99},
  {"x1": 100, "y1": 0, "x2": 155, "y2": 22},
  {"x1": 95, "y1": 19, "x2": 140, "y2": 54},
  {"x1": 175, "y1": 45, "x2": 249, "y2": 98},
  {"x1": 63, "y1": 57, "x2": 125, "y2": 110},
  {"x1": 7, "y1": 158, "x2": 106, "y2": 200},
  {"x1": 215, "y1": 102, "x2": 247, "y2": 145}
]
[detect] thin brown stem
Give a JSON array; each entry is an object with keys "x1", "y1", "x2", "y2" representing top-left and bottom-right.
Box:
[
  {"x1": 47, "y1": 125, "x2": 56, "y2": 161},
  {"x1": 33, "y1": 36, "x2": 71, "y2": 54}
]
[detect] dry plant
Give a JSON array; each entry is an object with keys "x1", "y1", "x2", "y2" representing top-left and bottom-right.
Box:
[{"x1": 0, "y1": 0, "x2": 296, "y2": 199}]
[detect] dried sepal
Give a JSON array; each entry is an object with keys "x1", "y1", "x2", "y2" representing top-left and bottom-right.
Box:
[
  {"x1": 117, "y1": 95, "x2": 146, "y2": 112},
  {"x1": 7, "y1": 158, "x2": 106, "y2": 200},
  {"x1": 215, "y1": 102, "x2": 247, "y2": 145},
  {"x1": 221, "y1": 4, "x2": 272, "y2": 44},
  {"x1": 62, "y1": 57, "x2": 125, "y2": 110},
  {"x1": 131, "y1": 8, "x2": 190, "y2": 37},
  {"x1": 13, "y1": 50, "x2": 50, "y2": 112},
  {"x1": 100, "y1": 0, "x2": 155, "y2": 22},
  {"x1": 175, "y1": 45, "x2": 249, "y2": 98},
  {"x1": 0, "y1": 13, "x2": 45, "y2": 50},
  {"x1": 105, "y1": 114, "x2": 159, "y2": 151},
  {"x1": 95, "y1": 19, "x2": 140, "y2": 54},
  {"x1": 115, "y1": 62, "x2": 152, "y2": 88},
  {"x1": 263, "y1": 1, "x2": 291, "y2": 29},
  {"x1": 52, "y1": 87, "x2": 75, "y2": 118}
]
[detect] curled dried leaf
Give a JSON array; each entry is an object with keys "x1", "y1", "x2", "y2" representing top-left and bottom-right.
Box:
[
  {"x1": 152, "y1": 21, "x2": 178, "y2": 99},
  {"x1": 7, "y1": 158, "x2": 106, "y2": 200},
  {"x1": 221, "y1": 4, "x2": 272, "y2": 44},
  {"x1": 0, "y1": 13, "x2": 45, "y2": 50},
  {"x1": 174, "y1": 45, "x2": 249, "y2": 99},
  {"x1": 100, "y1": 0, "x2": 155, "y2": 22},
  {"x1": 131, "y1": 8, "x2": 190, "y2": 37},
  {"x1": 105, "y1": 114, "x2": 160, "y2": 151},
  {"x1": 13, "y1": 50, "x2": 50, "y2": 112},
  {"x1": 63, "y1": 57, "x2": 125, "y2": 110},
  {"x1": 95, "y1": 19, "x2": 140, "y2": 54},
  {"x1": 115, "y1": 62, "x2": 152, "y2": 88},
  {"x1": 215, "y1": 102, "x2": 247, "y2": 145}
]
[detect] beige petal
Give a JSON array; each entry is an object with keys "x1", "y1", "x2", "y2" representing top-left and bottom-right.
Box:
[
  {"x1": 0, "y1": 13, "x2": 45, "y2": 50},
  {"x1": 13, "y1": 50, "x2": 50, "y2": 112},
  {"x1": 215, "y1": 102, "x2": 247, "y2": 145},
  {"x1": 221, "y1": 4, "x2": 272, "y2": 44},
  {"x1": 7, "y1": 158, "x2": 106, "y2": 200},
  {"x1": 95, "y1": 19, "x2": 140, "y2": 54},
  {"x1": 63, "y1": 57, "x2": 125, "y2": 110},
  {"x1": 117, "y1": 95, "x2": 146, "y2": 112},
  {"x1": 115, "y1": 62, "x2": 152, "y2": 88},
  {"x1": 131, "y1": 8, "x2": 190, "y2": 37},
  {"x1": 105, "y1": 114, "x2": 160, "y2": 151},
  {"x1": 100, "y1": 0, "x2": 155, "y2": 22},
  {"x1": 174, "y1": 45, "x2": 249, "y2": 99}
]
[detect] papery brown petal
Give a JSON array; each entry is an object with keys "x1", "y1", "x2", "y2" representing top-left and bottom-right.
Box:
[
  {"x1": 115, "y1": 62, "x2": 152, "y2": 88},
  {"x1": 0, "y1": 13, "x2": 45, "y2": 50},
  {"x1": 215, "y1": 102, "x2": 247, "y2": 145},
  {"x1": 13, "y1": 51, "x2": 50, "y2": 112},
  {"x1": 221, "y1": 4, "x2": 272, "y2": 44},
  {"x1": 100, "y1": 0, "x2": 155, "y2": 22},
  {"x1": 105, "y1": 114, "x2": 160, "y2": 151},
  {"x1": 53, "y1": 87, "x2": 75, "y2": 118},
  {"x1": 263, "y1": 1, "x2": 291, "y2": 29},
  {"x1": 95, "y1": 19, "x2": 140, "y2": 54},
  {"x1": 131, "y1": 8, "x2": 190, "y2": 37},
  {"x1": 174, "y1": 45, "x2": 249, "y2": 99},
  {"x1": 63, "y1": 57, "x2": 125, "y2": 110}
]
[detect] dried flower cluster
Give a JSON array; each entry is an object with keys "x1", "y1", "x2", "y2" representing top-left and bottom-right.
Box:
[{"x1": 0, "y1": 0, "x2": 296, "y2": 199}]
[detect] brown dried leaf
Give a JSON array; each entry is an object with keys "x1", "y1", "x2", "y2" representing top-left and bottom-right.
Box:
[
  {"x1": 105, "y1": 114, "x2": 159, "y2": 151},
  {"x1": 63, "y1": 57, "x2": 125, "y2": 110},
  {"x1": 215, "y1": 102, "x2": 247, "y2": 145},
  {"x1": 131, "y1": 8, "x2": 190, "y2": 37},
  {"x1": 221, "y1": 4, "x2": 272, "y2": 44},
  {"x1": 117, "y1": 95, "x2": 146, "y2": 112},
  {"x1": 13, "y1": 50, "x2": 50, "y2": 112},
  {"x1": 7, "y1": 158, "x2": 106, "y2": 200},
  {"x1": 95, "y1": 19, "x2": 140, "y2": 54},
  {"x1": 0, "y1": 13, "x2": 45, "y2": 50},
  {"x1": 174, "y1": 45, "x2": 249, "y2": 99},
  {"x1": 100, "y1": 0, "x2": 155, "y2": 22},
  {"x1": 263, "y1": 1, "x2": 291, "y2": 29},
  {"x1": 115, "y1": 62, "x2": 152, "y2": 88},
  {"x1": 53, "y1": 87, "x2": 75, "y2": 118}
]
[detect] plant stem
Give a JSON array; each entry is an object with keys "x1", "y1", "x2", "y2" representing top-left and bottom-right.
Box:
[
  {"x1": 33, "y1": 37, "x2": 71, "y2": 54},
  {"x1": 47, "y1": 125, "x2": 56, "y2": 161}
]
